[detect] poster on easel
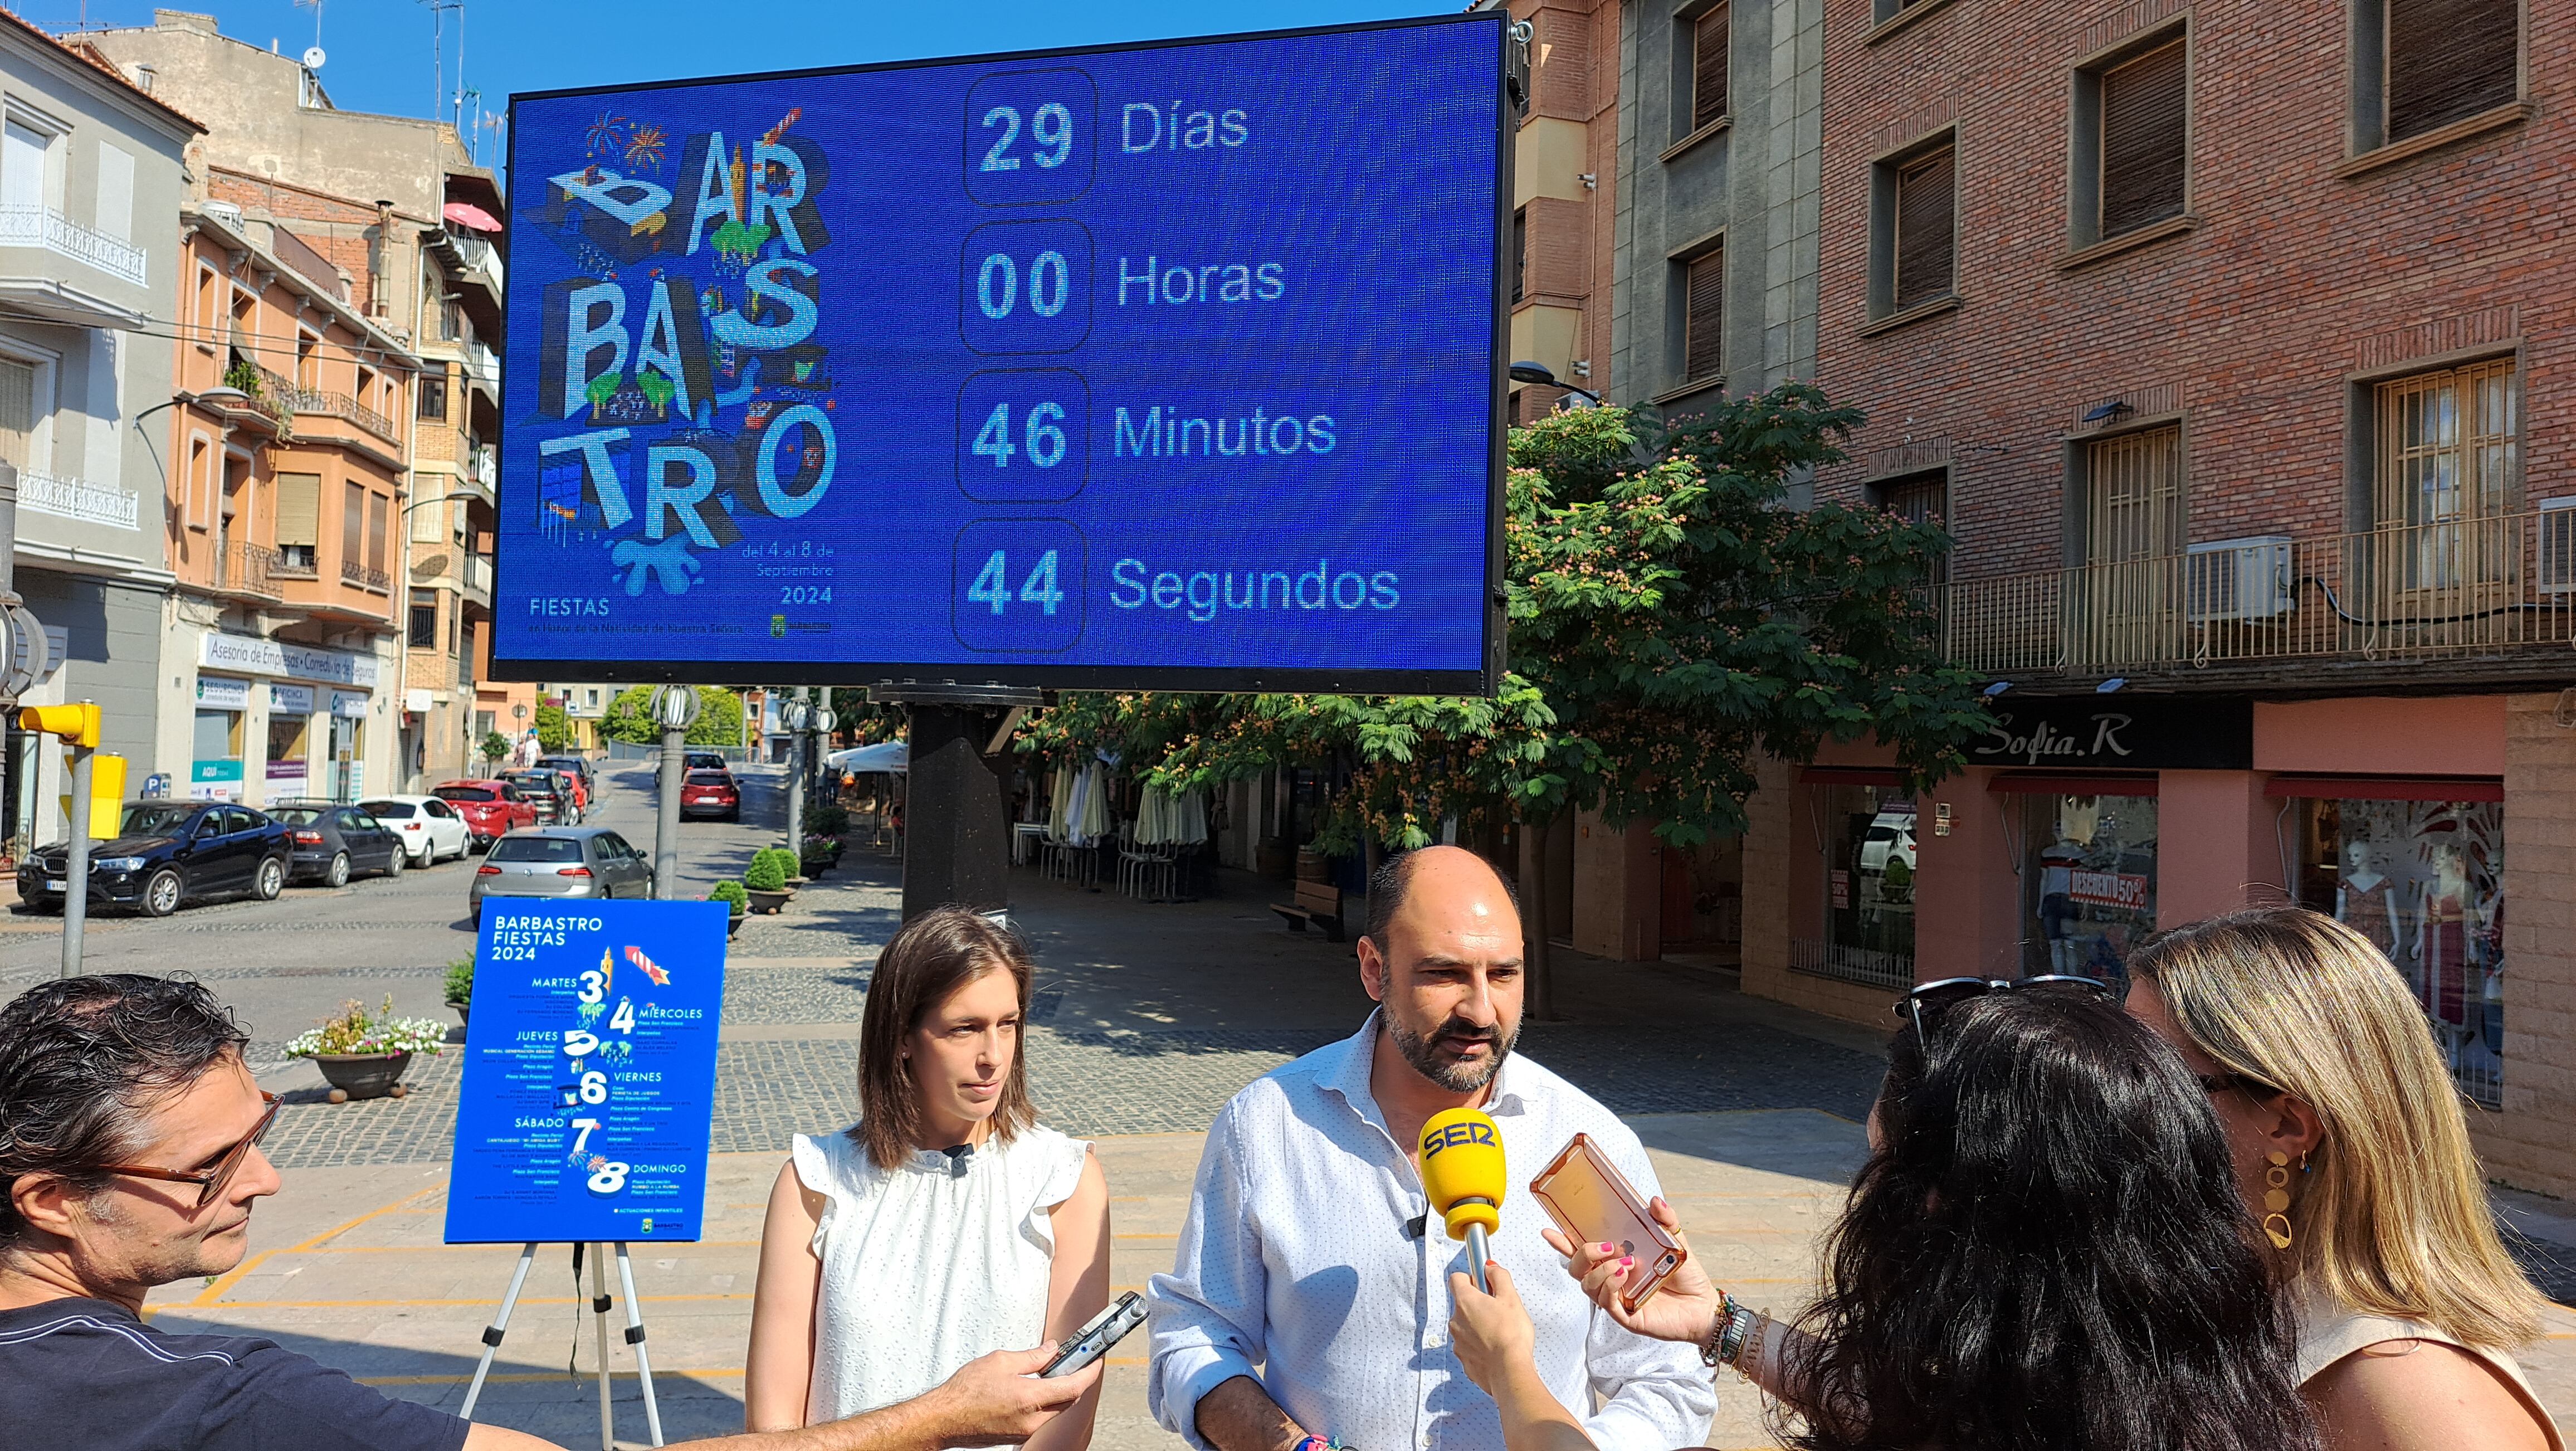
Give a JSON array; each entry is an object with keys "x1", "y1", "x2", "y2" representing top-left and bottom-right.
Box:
[{"x1": 443, "y1": 900, "x2": 728, "y2": 1245}]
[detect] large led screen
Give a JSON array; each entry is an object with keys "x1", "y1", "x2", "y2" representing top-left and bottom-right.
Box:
[{"x1": 493, "y1": 13, "x2": 1509, "y2": 694}]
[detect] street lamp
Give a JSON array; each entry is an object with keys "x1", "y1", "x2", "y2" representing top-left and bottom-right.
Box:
[
  {"x1": 1507, "y1": 361, "x2": 1602, "y2": 409},
  {"x1": 132, "y1": 384, "x2": 252, "y2": 429}
]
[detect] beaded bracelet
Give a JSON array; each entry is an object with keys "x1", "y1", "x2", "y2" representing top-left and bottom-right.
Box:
[{"x1": 1697, "y1": 1291, "x2": 1738, "y2": 1367}]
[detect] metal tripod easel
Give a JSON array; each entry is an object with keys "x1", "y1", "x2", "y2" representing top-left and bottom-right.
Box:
[{"x1": 459, "y1": 1241, "x2": 665, "y2": 1449}]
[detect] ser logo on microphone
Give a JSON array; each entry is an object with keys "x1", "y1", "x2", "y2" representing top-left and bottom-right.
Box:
[{"x1": 1421, "y1": 1119, "x2": 1497, "y2": 1160}]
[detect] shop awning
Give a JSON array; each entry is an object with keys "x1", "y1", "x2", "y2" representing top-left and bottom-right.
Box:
[
  {"x1": 1985, "y1": 771, "x2": 2160, "y2": 797},
  {"x1": 2262, "y1": 775, "x2": 2503, "y2": 802},
  {"x1": 1799, "y1": 766, "x2": 1906, "y2": 786}
]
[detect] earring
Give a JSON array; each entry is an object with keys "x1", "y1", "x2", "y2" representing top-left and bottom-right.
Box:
[{"x1": 2262, "y1": 1151, "x2": 2294, "y2": 1250}]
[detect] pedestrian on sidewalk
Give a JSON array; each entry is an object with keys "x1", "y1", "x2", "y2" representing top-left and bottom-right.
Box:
[
  {"x1": 1146, "y1": 845, "x2": 1715, "y2": 1451},
  {"x1": 1448, "y1": 984, "x2": 2319, "y2": 1451},
  {"x1": 0, "y1": 973, "x2": 1098, "y2": 1451},
  {"x1": 2126, "y1": 907, "x2": 2562, "y2": 1451},
  {"x1": 747, "y1": 907, "x2": 1111, "y2": 1446}
]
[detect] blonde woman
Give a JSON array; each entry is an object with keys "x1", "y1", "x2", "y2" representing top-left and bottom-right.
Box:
[{"x1": 2126, "y1": 906, "x2": 2560, "y2": 1451}]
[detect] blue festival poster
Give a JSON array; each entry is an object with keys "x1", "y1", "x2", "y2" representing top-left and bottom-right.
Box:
[{"x1": 443, "y1": 900, "x2": 728, "y2": 1244}]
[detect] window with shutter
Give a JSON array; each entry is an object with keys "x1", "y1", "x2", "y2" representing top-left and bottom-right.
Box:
[
  {"x1": 1692, "y1": 5, "x2": 1730, "y2": 131},
  {"x1": 368, "y1": 491, "x2": 389, "y2": 575},
  {"x1": 2099, "y1": 40, "x2": 2188, "y2": 238},
  {"x1": 2387, "y1": 0, "x2": 2518, "y2": 142},
  {"x1": 0, "y1": 357, "x2": 35, "y2": 471},
  {"x1": 275, "y1": 473, "x2": 320, "y2": 548},
  {"x1": 1892, "y1": 146, "x2": 1955, "y2": 312},
  {"x1": 343, "y1": 481, "x2": 363, "y2": 580},
  {"x1": 1511, "y1": 210, "x2": 1526, "y2": 305},
  {"x1": 2086, "y1": 427, "x2": 2183, "y2": 565},
  {"x1": 1682, "y1": 248, "x2": 1724, "y2": 382}
]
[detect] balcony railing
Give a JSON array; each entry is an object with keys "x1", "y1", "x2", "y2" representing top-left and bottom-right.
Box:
[
  {"x1": 341, "y1": 559, "x2": 393, "y2": 592},
  {"x1": 213, "y1": 541, "x2": 280, "y2": 598},
  {"x1": 1945, "y1": 509, "x2": 2576, "y2": 679},
  {"x1": 16, "y1": 466, "x2": 142, "y2": 531},
  {"x1": 271, "y1": 544, "x2": 320, "y2": 578},
  {"x1": 462, "y1": 551, "x2": 492, "y2": 599},
  {"x1": 0, "y1": 204, "x2": 147, "y2": 287},
  {"x1": 292, "y1": 388, "x2": 401, "y2": 446},
  {"x1": 447, "y1": 226, "x2": 504, "y2": 290},
  {"x1": 461, "y1": 339, "x2": 500, "y2": 396}
]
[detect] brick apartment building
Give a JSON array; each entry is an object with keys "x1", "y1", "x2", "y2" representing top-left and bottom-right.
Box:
[
  {"x1": 1726, "y1": 0, "x2": 2576, "y2": 1194},
  {"x1": 1495, "y1": 0, "x2": 1621, "y2": 421}
]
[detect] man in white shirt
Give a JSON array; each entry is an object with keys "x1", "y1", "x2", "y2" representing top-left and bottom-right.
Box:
[{"x1": 1146, "y1": 846, "x2": 1715, "y2": 1451}]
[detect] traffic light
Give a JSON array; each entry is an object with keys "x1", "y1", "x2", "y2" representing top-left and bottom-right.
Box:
[{"x1": 19, "y1": 703, "x2": 101, "y2": 748}]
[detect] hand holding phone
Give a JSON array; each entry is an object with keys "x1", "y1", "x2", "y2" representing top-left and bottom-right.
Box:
[
  {"x1": 1040, "y1": 1291, "x2": 1146, "y2": 1378},
  {"x1": 1528, "y1": 1134, "x2": 1686, "y2": 1313}
]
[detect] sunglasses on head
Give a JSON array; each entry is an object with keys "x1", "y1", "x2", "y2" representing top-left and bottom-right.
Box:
[
  {"x1": 1892, "y1": 975, "x2": 2120, "y2": 1049},
  {"x1": 96, "y1": 1092, "x2": 281, "y2": 1212}
]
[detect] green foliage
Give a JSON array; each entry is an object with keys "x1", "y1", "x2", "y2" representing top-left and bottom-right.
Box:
[
  {"x1": 584, "y1": 371, "x2": 622, "y2": 408},
  {"x1": 753, "y1": 846, "x2": 799, "y2": 879},
  {"x1": 533, "y1": 703, "x2": 573, "y2": 753},
  {"x1": 635, "y1": 368, "x2": 676, "y2": 408},
  {"x1": 443, "y1": 957, "x2": 474, "y2": 1005},
  {"x1": 1016, "y1": 388, "x2": 1991, "y2": 851},
  {"x1": 603, "y1": 685, "x2": 748, "y2": 746},
  {"x1": 807, "y1": 803, "x2": 850, "y2": 837},
  {"x1": 708, "y1": 880, "x2": 749, "y2": 917},
  {"x1": 221, "y1": 361, "x2": 265, "y2": 400},
  {"x1": 743, "y1": 854, "x2": 788, "y2": 893},
  {"x1": 477, "y1": 731, "x2": 510, "y2": 764}
]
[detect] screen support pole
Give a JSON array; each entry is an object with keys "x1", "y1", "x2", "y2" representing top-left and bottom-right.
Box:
[
  {"x1": 871, "y1": 685, "x2": 1043, "y2": 923},
  {"x1": 653, "y1": 723, "x2": 684, "y2": 898}
]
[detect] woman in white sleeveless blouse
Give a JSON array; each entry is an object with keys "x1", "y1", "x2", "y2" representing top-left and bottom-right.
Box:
[
  {"x1": 2128, "y1": 907, "x2": 2560, "y2": 1451},
  {"x1": 744, "y1": 908, "x2": 1110, "y2": 1447}
]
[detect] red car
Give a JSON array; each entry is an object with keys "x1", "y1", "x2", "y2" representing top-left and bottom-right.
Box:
[
  {"x1": 679, "y1": 768, "x2": 740, "y2": 822},
  {"x1": 432, "y1": 779, "x2": 540, "y2": 849}
]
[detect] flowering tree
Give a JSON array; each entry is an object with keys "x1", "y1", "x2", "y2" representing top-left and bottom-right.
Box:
[{"x1": 1021, "y1": 385, "x2": 1987, "y2": 853}]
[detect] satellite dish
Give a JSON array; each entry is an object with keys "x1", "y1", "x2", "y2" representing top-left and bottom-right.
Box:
[{"x1": 302, "y1": 45, "x2": 326, "y2": 70}]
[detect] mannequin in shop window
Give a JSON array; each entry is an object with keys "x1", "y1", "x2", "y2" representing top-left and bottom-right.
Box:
[
  {"x1": 2414, "y1": 842, "x2": 2472, "y2": 1032},
  {"x1": 2039, "y1": 840, "x2": 2084, "y2": 973},
  {"x1": 2333, "y1": 840, "x2": 2402, "y2": 962}
]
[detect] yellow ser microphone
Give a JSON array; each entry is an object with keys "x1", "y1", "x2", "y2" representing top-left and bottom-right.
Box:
[{"x1": 1419, "y1": 1107, "x2": 1506, "y2": 1292}]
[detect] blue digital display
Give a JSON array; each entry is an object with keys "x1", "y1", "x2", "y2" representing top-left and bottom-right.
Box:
[
  {"x1": 493, "y1": 15, "x2": 1508, "y2": 694},
  {"x1": 445, "y1": 901, "x2": 729, "y2": 1245}
]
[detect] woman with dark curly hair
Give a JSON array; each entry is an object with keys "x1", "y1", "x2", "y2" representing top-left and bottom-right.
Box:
[{"x1": 1447, "y1": 983, "x2": 2320, "y2": 1451}]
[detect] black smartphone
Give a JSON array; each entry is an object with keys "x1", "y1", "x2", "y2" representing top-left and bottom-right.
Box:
[{"x1": 1040, "y1": 1291, "x2": 1146, "y2": 1378}]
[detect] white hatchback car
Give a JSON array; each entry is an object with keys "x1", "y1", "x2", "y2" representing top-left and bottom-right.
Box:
[{"x1": 359, "y1": 795, "x2": 474, "y2": 865}]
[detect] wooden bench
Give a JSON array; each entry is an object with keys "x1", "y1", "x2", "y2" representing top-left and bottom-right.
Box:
[{"x1": 1270, "y1": 880, "x2": 1346, "y2": 942}]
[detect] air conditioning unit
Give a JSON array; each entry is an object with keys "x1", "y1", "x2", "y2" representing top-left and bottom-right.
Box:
[
  {"x1": 2184, "y1": 535, "x2": 2293, "y2": 622},
  {"x1": 2539, "y1": 498, "x2": 2576, "y2": 595}
]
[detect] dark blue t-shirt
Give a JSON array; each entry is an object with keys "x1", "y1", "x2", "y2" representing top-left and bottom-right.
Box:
[{"x1": 0, "y1": 1297, "x2": 470, "y2": 1451}]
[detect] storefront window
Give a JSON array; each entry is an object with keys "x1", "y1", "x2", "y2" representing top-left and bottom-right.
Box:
[
  {"x1": 2292, "y1": 796, "x2": 2503, "y2": 1108},
  {"x1": 1796, "y1": 784, "x2": 1917, "y2": 989},
  {"x1": 2021, "y1": 792, "x2": 2158, "y2": 979},
  {"x1": 192, "y1": 707, "x2": 245, "y2": 803}
]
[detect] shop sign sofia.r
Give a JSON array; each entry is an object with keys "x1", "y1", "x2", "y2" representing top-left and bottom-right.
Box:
[{"x1": 1970, "y1": 697, "x2": 2252, "y2": 772}]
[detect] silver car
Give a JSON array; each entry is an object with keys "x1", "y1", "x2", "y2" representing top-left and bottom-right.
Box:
[{"x1": 469, "y1": 827, "x2": 654, "y2": 925}]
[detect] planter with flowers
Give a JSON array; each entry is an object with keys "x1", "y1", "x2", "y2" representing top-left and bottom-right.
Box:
[{"x1": 285, "y1": 996, "x2": 450, "y2": 1103}]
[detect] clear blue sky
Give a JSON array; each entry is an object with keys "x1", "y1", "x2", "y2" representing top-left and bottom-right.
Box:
[{"x1": 38, "y1": 1, "x2": 1461, "y2": 168}]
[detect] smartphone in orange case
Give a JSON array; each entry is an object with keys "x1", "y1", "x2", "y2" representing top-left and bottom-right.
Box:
[{"x1": 1529, "y1": 1133, "x2": 1685, "y2": 1313}]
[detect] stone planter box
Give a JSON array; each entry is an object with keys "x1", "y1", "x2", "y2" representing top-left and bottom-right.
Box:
[
  {"x1": 312, "y1": 1051, "x2": 414, "y2": 1103},
  {"x1": 747, "y1": 888, "x2": 792, "y2": 914}
]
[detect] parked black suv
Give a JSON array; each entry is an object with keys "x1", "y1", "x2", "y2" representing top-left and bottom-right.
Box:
[{"x1": 14, "y1": 801, "x2": 292, "y2": 917}]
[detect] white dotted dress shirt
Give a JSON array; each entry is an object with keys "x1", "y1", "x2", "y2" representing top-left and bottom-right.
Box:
[{"x1": 1146, "y1": 1014, "x2": 1716, "y2": 1451}]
